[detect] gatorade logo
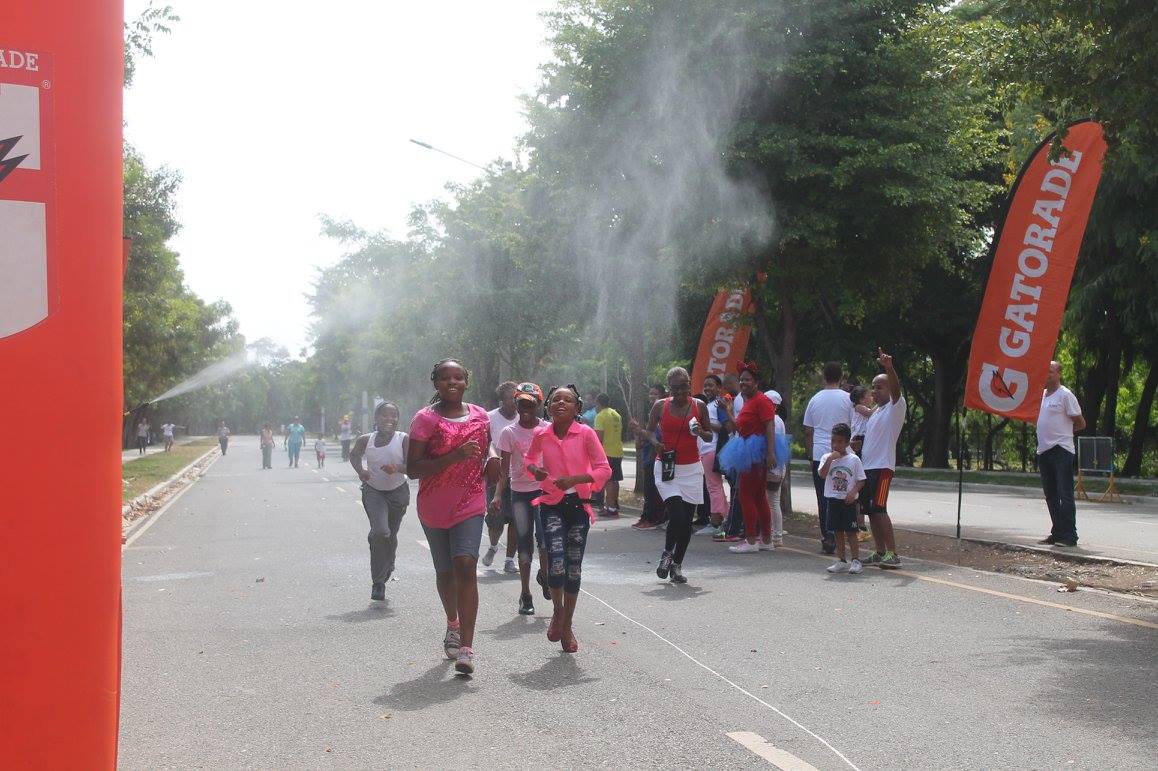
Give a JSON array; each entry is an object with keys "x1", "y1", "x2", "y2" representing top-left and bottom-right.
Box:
[{"x1": 0, "y1": 46, "x2": 53, "y2": 339}]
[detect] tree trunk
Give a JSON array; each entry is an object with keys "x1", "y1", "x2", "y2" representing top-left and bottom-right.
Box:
[
  {"x1": 922, "y1": 353, "x2": 958, "y2": 468},
  {"x1": 1080, "y1": 349, "x2": 1109, "y2": 436},
  {"x1": 775, "y1": 283, "x2": 797, "y2": 516},
  {"x1": 1099, "y1": 330, "x2": 1122, "y2": 440},
  {"x1": 1122, "y1": 360, "x2": 1156, "y2": 476}
]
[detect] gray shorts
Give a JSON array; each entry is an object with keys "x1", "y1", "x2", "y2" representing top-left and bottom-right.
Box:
[{"x1": 421, "y1": 514, "x2": 485, "y2": 573}]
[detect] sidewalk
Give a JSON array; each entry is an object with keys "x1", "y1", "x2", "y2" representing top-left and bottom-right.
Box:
[
  {"x1": 616, "y1": 457, "x2": 1158, "y2": 566},
  {"x1": 122, "y1": 435, "x2": 207, "y2": 464}
]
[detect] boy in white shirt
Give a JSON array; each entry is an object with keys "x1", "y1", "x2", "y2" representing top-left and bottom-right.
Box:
[
  {"x1": 314, "y1": 436, "x2": 327, "y2": 468},
  {"x1": 818, "y1": 423, "x2": 866, "y2": 574}
]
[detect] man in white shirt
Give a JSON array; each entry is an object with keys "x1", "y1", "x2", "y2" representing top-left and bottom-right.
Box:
[
  {"x1": 803, "y1": 362, "x2": 853, "y2": 554},
  {"x1": 1036, "y1": 360, "x2": 1086, "y2": 547},
  {"x1": 859, "y1": 350, "x2": 906, "y2": 569}
]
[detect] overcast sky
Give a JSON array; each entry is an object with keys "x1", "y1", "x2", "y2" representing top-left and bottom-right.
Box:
[{"x1": 124, "y1": 0, "x2": 553, "y2": 356}]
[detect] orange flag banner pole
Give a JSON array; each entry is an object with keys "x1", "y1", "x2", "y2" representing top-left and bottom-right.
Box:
[
  {"x1": 965, "y1": 121, "x2": 1107, "y2": 421},
  {"x1": 690, "y1": 287, "x2": 753, "y2": 389},
  {"x1": 1, "y1": 2, "x2": 124, "y2": 766}
]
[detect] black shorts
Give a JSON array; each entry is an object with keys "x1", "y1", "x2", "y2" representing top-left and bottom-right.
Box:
[
  {"x1": 484, "y1": 481, "x2": 514, "y2": 528},
  {"x1": 826, "y1": 498, "x2": 859, "y2": 532},
  {"x1": 858, "y1": 468, "x2": 894, "y2": 516},
  {"x1": 608, "y1": 456, "x2": 624, "y2": 482}
]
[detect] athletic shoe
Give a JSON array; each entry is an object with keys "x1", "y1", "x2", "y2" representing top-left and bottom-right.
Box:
[
  {"x1": 598, "y1": 508, "x2": 620, "y2": 519},
  {"x1": 848, "y1": 559, "x2": 863, "y2": 574},
  {"x1": 879, "y1": 552, "x2": 902, "y2": 569},
  {"x1": 481, "y1": 545, "x2": 497, "y2": 567},
  {"x1": 758, "y1": 540, "x2": 775, "y2": 551},
  {"x1": 656, "y1": 551, "x2": 673, "y2": 579},
  {"x1": 536, "y1": 569, "x2": 551, "y2": 601},
  {"x1": 370, "y1": 583, "x2": 385, "y2": 602},
  {"x1": 634, "y1": 520, "x2": 658, "y2": 530},
  {"x1": 861, "y1": 552, "x2": 882, "y2": 566},
  {"x1": 454, "y1": 647, "x2": 475, "y2": 675},
  {"x1": 669, "y1": 564, "x2": 688, "y2": 584},
  {"x1": 826, "y1": 560, "x2": 849, "y2": 573},
  {"x1": 729, "y1": 541, "x2": 760, "y2": 554},
  {"x1": 443, "y1": 626, "x2": 461, "y2": 659},
  {"x1": 772, "y1": 536, "x2": 784, "y2": 547},
  {"x1": 711, "y1": 529, "x2": 727, "y2": 541},
  {"x1": 696, "y1": 525, "x2": 717, "y2": 536},
  {"x1": 1037, "y1": 535, "x2": 1057, "y2": 544},
  {"x1": 1053, "y1": 540, "x2": 1077, "y2": 548},
  {"x1": 518, "y1": 593, "x2": 535, "y2": 616},
  {"x1": 503, "y1": 557, "x2": 519, "y2": 574}
]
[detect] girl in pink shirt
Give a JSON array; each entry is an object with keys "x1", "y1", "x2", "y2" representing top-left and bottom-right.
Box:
[
  {"x1": 524, "y1": 386, "x2": 611, "y2": 653},
  {"x1": 406, "y1": 358, "x2": 497, "y2": 676}
]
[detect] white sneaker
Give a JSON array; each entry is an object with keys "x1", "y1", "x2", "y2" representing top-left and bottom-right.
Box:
[
  {"x1": 481, "y1": 545, "x2": 497, "y2": 567},
  {"x1": 503, "y1": 557, "x2": 518, "y2": 574},
  {"x1": 758, "y1": 540, "x2": 775, "y2": 551},
  {"x1": 696, "y1": 525, "x2": 717, "y2": 536},
  {"x1": 729, "y1": 541, "x2": 760, "y2": 554},
  {"x1": 848, "y1": 559, "x2": 863, "y2": 574},
  {"x1": 826, "y1": 560, "x2": 849, "y2": 573}
]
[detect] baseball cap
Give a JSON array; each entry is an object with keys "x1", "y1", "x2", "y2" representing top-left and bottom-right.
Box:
[
  {"x1": 514, "y1": 382, "x2": 544, "y2": 403},
  {"x1": 764, "y1": 389, "x2": 782, "y2": 405}
]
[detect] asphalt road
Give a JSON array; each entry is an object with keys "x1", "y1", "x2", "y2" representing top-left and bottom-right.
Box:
[{"x1": 121, "y1": 436, "x2": 1158, "y2": 769}]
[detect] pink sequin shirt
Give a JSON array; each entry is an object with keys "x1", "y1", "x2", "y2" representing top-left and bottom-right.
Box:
[
  {"x1": 523, "y1": 420, "x2": 612, "y2": 522},
  {"x1": 408, "y1": 403, "x2": 490, "y2": 529}
]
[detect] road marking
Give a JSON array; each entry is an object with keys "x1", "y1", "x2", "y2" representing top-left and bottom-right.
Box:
[
  {"x1": 335, "y1": 486, "x2": 348, "y2": 493},
  {"x1": 417, "y1": 539, "x2": 430, "y2": 550},
  {"x1": 122, "y1": 455, "x2": 220, "y2": 551},
  {"x1": 580, "y1": 588, "x2": 860, "y2": 771},
  {"x1": 1128, "y1": 520, "x2": 1157, "y2": 527},
  {"x1": 321, "y1": 476, "x2": 330, "y2": 482},
  {"x1": 776, "y1": 544, "x2": 1158, "y2": 631},
  {"x1": 727, "y1": 732, "x2": 821, "y2": 771},
  {"x1": 129, "y1": 571, "x2": 213, "y2": 582},
  {"x1": 312, "y1": 469, "x2": 318, "y2": 474}
]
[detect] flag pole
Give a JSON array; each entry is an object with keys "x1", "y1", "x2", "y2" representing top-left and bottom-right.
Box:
[{"x1": 956, "y1": 402, "x2": 966, "y2": 539}]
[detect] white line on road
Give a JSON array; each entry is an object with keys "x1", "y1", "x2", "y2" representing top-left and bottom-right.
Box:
[
  {"x1": 580, "y1": 588, "x2": 861, "y2": 771},
  {"x1": 727, "y1": 732, "x2": 821, "y2": 771},
  {"x1": 416, "y1": 540, "x2": 430, "y2": 550},
  {"x1": 1129, "y1": 520, "x2": 1158, "y2": 527},
  {"x1": 335, "y1": 486, "x2": 348, "y2": 493},
  {"x1": 312, "y1": 469, "x2": 318, "y2": 474},
  {"x1": 321, "y1": 477, "x2": 330, "y2": 482}
]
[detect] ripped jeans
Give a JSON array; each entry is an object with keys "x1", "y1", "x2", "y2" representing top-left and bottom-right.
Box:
[{"x1": 541, "y1": 494, "x2": 591, "y2": 595}]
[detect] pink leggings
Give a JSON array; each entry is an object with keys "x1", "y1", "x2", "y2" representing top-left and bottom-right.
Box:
[{"x1": 700, "y1": 452, "x2": 727, "y2": 515}]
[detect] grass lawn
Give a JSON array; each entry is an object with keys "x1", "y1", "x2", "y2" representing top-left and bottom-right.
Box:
[{"x1": 122, "y1": 438, "x2": 217, "y2": 503}]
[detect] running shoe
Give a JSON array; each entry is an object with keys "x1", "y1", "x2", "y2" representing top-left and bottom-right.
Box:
[
  {"x1": 861, "y1": 551, "x2": 882, "y2": 566},
  {"x1": 826, "y1": 560, "x2": 849, "y2": 573},
  {"x1": 758, "y1": 540, "x2": 775, "y2": 551},
  {"x1": 696, "y1": 525, "x2": 717, "y2": 536},
  {"x1": 370, "y1": 582, "x2": 385, "y2": 602},
  {"x1": 772, "y1": 536, "x2": 784, "y2": 547},
  {"x1": 669, "y1": 564, "x2": 688, "y2": 584},
  {"x1": 454, "y1": 647, "x2": 475, "y2": 675},
  {"x1": 503, "y1": 557, "x2": 519, "y2": 574},
  {"x1": 443, "y1": 626, "x2": 461, "y2": 659},
  {"x1": 598, "y1": 508, "x2": 620, "y2": 519},
  {"x1": 656, "y1": 550, "x2": 673, "y2": 579},
  {"x1": 634, "y1": 520, "x2": 658, "y2": 530},
  {"x1": 711, "y1": 529, "x2": 727, "y2": 541},
  {"x1": 518, "y1": 593, "x2": 535, "y2": 616},
  {"x1": 879, "y1": 552, "x2": 902, "y2": 569},
  {"x1": 481, "y1": 545, "x2": 497, "y2": 567},
  {"x1": 848, "y1": 559, "x2": 863, "y2": 574},
  {"x1": 729, "y1": 541, "x2": 760, "y2": 554},
  {"x1": 536, "y1": 569, "x2": 551, "y2": 601}
]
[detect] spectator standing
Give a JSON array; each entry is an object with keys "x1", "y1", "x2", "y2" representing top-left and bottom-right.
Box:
[
  {"x1": 135, "y1": 418, "x2": 150, "y2": 455},
  {"x1": 339, "y1": 416, "x2": 354, "y2": 462},
  {"x1": 859, "y1": 350, "x2": 906, "y2": 569},
  {"x1": 1036, "y1": 360, "x2": 1086, "y2": 547},
  {"x1": 802, "y1": 362, "x2": 853, "y2": 554},
  {"x1": 593, "y1": 394, "x2": 624, "y2": 518}
]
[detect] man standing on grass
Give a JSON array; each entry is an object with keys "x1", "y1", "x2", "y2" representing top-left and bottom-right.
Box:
[
  {"x1": 859, "y1": 350, "x2": 905, "y2": 569},
  {"x1": 1036, "y1": 360, "x2": 1086, "y2": 547}
]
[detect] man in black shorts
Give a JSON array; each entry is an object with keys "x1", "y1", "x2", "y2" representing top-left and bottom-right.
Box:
[{"x1": 858, "y1": 350, "x2": 906, "y2": 569}]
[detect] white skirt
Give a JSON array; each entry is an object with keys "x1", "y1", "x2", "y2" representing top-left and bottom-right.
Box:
[{"x1": 653, "y1": 460, "x2": 705, "y2": 504}]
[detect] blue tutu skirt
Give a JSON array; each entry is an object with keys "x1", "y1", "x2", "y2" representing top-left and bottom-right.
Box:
[{"x1": 718, "y1": 433, "x2": 792, "y2": 475}]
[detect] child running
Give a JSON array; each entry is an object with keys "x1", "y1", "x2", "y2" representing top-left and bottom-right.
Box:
[
  {"x1": 314, "y1": 435, "x2": 327, "y2": 468},
  {"x1": 406, "y1": 358, "x2": 495, "y2": 676},
  {"x1": 524, "y1": 386, "x2": 611, "y2": 653},
  {"x1": 491, "y1": 382, "x2": 549, "y2": 616},
  {"x1": 351, "y1": 402, "x2": 409, "y2": 602},
  {"x1": 818, "y1": 423, "x2": 867, "y2": 574}
]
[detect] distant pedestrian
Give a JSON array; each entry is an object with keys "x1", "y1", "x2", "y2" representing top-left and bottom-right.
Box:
[
  {"x1": 593, "y1": 393, "x2": 624, "y2": 518},
  {"x1": 1036, "y1": 360, "x2": 1086, "y2": 547},
  {"x1": 259, "y1": 423, "x2": 275, "y2": 469},
  {"x1": 339, "y1": 416, "x2": 354, "y2": 462},
  {"x1": 351, "y1": 401, "x2": 410, "y2": 601},
  {"x1": 136, "y1": 418, "x2": 150, "y2": 455},
  {"x1": 859, "y1": 350, "x2": 906, "y2": 569},
  {"x1": 314, "y1": 435, "x2": 327, "y2": 468},
  {"x1": 819, "y1": 423, "x2": 867, "y2": 574},
  {"x1": 217, "y1": 421, "x2": 230, "y2": 455},
  {"x1": 286, "y1": 417, "x2": 305, "y2": 467},
  {"x1": 483, "y1": 382, "x2": 520, "y2": 574},
  {"x1": 161, "y1": 421, "x2": 182, "y2": 452},
  {"x1": 803, "y1": 362, "x2": 854, "y2": 554},
  {"x1": 695, "y1": 375, "x2": 729, "y2": 535},
  {"x1": 406, "y1": 358, "x2": 494, "y2": 676}
]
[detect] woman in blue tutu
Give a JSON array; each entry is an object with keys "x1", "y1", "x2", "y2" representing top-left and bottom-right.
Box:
[{"x1": 718, "y1": 362, "x2": 779, "y2": 554}]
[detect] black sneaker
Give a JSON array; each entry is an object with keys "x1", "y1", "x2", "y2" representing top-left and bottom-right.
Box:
[
  {"x1": 821, "y1": 537, "x2": 836, "y2": 555},
  {"x1": 1037, "y1": 535, "x2": 1057, "y2": 545},
  {"x1": 1054, "y1": 539, "x2": 1078, "y2": 548},
  {"x1": 669, "y1": 564, "x2": 688, "y2": 584},
  {"x1": 536, "y1": 569, "x2": 551, "y2": 601},
  {"x1": 656, "y1": 551, "x2": 673, "y2": 579},
  {"x1": 518, "y1": 593, "x2": 535, "y2": 615},
  {"x1": 371, "y1": 583, "x2": 385, "y2": 601}
]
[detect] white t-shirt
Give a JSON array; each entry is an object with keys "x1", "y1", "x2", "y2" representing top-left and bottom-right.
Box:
[
  {"x1": 487, "y1": 408, "x2": 519, "y2": 452},
  {"x1": 1036, "y1": 386, "x2": 1081, "y2": 455},
  {"x1": 861, "y1": 396, "x2": 907, "y2": 471},
  {"x1": 698, "y1": 401, "x2": 723, "y2": 456},
  {"x1": 498, "y1": 420, "x2": 548, "y2": 493},
  {"x1": 850, "y1": 407, "x2": 869, "y2": 438},
  {"x1": 803, "y1": 388, "x2": 854, "y2": 461},
  {"x1": 823, "y1": 448, "x2": 866, "y2": 500},
  {"x1": 162, "y1": 423, "x2": 175, "y2": 438},
  {"x1": 314, "y1": 439, "x2": 326, "y2": 453}
]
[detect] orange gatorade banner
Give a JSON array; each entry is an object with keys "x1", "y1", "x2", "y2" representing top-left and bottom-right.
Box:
[
  {"x1": 965, "y1": 121, "x2": 1107, "y2": 421},
  {"x1": 1, "y1": 3, "x2": 123, "y2": 767},
  {"x1": 691, "y1": 288, "x2": 753, "y2": 389}
]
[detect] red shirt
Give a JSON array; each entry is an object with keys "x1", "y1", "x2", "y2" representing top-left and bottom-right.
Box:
[
  {"x1": 659, "y1": 398, "x2": 701, "y2": 465},
  {"x1": 736, "y1": 391, "x2": 775, "y2": 437}
]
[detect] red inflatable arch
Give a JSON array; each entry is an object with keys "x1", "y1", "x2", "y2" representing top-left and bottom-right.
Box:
[{"x1": 1, "y1": 2, "x2": 123, "y2": 766}]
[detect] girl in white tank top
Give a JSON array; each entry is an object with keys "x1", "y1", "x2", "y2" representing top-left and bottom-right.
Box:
[{"x1": 364, "y1": 430, "x2": 408, "y2": 491}]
